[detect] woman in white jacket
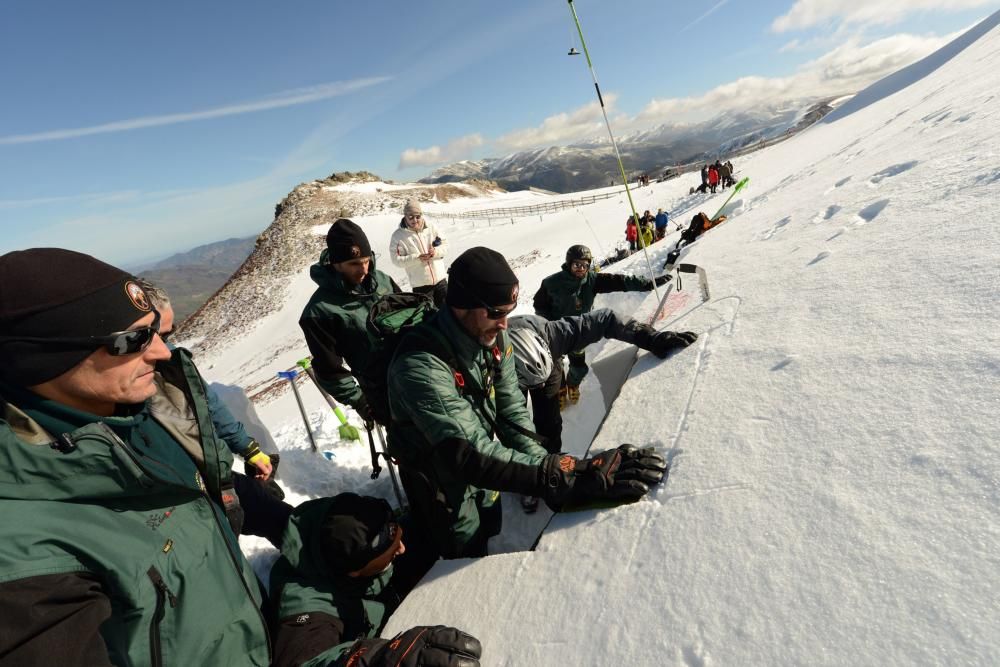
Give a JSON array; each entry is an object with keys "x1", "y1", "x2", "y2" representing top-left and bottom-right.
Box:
[{"x1": 389, "y1": 199, "x2": 449, "y2": 306}]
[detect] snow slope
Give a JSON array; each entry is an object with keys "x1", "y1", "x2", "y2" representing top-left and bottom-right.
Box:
[{"x1": 208, "y1": 11, "x2": 999, "y2": 665}]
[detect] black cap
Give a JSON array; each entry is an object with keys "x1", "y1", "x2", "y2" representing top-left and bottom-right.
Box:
[
  {"x1": 446, "y1": 247, "x2": 519, "y2": 309},
  {"x1": 0, "y1": 248, "x2": 153, "y2": 386},
  {"x1": 319, "y1": 493, "x2": 398, "y2": 576},
  {"x1": 326, "y1": 219, "x2": 372, "y2": 264}
]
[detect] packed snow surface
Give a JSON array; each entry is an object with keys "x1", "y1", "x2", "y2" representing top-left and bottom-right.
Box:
[{"x1": 208, "y1": 12, "x2": 1000, "y2": 665}]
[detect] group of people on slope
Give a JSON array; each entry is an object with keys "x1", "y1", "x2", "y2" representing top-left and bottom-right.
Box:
[
  {"x1": 625, "y1": 208, "x2": 673, "y2": 252},
  {"x1": 0, "y1": 196, "x2": 698, "y2": 665},
  {"x1": 695, "y1": 160, "x2": 736, "y2": 194}
]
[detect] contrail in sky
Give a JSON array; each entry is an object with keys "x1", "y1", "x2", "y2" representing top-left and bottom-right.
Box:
[
  {"x1": 680, "y1": 0, "x2": 730, "y2": 32},
  {"x1": 0, "y1": 76, "x2": 391, "y2": 145}
]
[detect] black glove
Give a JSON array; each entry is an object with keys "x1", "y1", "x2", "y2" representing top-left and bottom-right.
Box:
[
  {"x1": 542, "y1": 445, "x2": 667, "y2": 510},
  {"x1": 649, "y1": 330, "x2": 698, "y2": 358},
  {"x1": 342, "y1": 625, "x2": 482, "y2": 667},
  {"x1": 354, "y1": 395, "x2": 378, "y2": 428},
  {"x1": 653, "y1": 274, "x2": 672, "y2": 286}
]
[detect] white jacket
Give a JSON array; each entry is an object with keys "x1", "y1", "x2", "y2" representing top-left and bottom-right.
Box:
[{"x1": 389, "y1": 218, "x2": 449, "y2": 288}]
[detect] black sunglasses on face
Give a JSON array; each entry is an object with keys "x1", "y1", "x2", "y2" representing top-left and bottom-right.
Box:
[
  {"x1": 570, "y1": 260, "x2": 591, "y2": 270},
  {"x1": 0, "y1": 310, "x2": 162, "y2": 356}
]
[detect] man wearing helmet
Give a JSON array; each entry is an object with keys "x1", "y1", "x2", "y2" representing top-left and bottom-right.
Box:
[
  {"x1": 533, "y1": 245, "x2": 669, "y2": 406},
  {"x1": 508, "y1": 311, "x2": 696, "y2": 512}
]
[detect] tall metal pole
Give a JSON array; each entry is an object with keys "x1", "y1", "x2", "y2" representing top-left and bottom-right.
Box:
[{"x1": 566, "y1": 0, "x2": 660, "y2": 299}]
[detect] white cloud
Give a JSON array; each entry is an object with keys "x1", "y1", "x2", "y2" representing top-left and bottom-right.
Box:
[
  {"x1": 633, "y1": 30, "x2": 956, "y2": 126},
  {"x1": 398, "y1": 134, "x2": 485, "y2": 169},
  {"x1": 772, "y1": 0, "x2": 994, "y2": 32},
  {"x1": 0, "y1": 77, "x2": 391, "y2": 145},
  {"x1": 494, "y1": 97, "x2": 613, "y2": 152}
]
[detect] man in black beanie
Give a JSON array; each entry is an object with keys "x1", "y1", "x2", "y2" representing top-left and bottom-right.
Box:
[
  {"x1": 299, "y1": 219, "x2": 401, "y2": 423},
  {"x1": 0, "y1": 248, "x2": 270, "y2": 665},
  {"x1": 386, "y1": 247, "x2": 667, "y2": 559}
]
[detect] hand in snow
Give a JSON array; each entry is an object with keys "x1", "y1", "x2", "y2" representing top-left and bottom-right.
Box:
[
  {"x1": 650, "y1": 331, "x2": 698, "y2": 358},
  {"x1": 344, "y1": 625, "x2": 482, "y2": 667},
  {"x1": 543, "y1": 445, "x2": 668, "y2": 510}
]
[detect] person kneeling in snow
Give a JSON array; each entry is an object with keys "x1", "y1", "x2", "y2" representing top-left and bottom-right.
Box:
[
  {"x1": 533, "y1": 245, "x2": 670, "y2": 407},
  {"x1": 387, "y1": 247, "x2": 668, "y2": 559},
  {"x1": 270, "y1": 493, "x2": 481, "y2": 667}
]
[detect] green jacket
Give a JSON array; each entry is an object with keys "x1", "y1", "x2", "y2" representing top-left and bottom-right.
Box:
[
  {"x1": 386, "y1": 308, "x2": 550, "y2": 557},
  {"x1": 269, "y1": 497, "x2": 400, "y2": 667},
  {"x1": 532, "y1": 264, "x2": 652, "y2": 321},
  {"x1": 0, "y1": 349, "x2": 270, "y2": 667},
  {"x1": 299, "y1": 250, "x2": 400, "y2": 409}
]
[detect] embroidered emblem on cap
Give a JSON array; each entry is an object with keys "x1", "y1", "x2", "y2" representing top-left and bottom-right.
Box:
[
  {"x1": 351, "y1": 245, "x2": 361, "y2": 258},
  {"x1": 124, "y1": 281, "x2": 151, "y2": 312}
]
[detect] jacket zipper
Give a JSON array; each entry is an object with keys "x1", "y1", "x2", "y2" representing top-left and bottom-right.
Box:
[
  {"x1": 147, "y1": 566, "x2": 177, "y2": 667},
  {"x1": 98, "y1": 423, "x2": 273, "y2": 659}
]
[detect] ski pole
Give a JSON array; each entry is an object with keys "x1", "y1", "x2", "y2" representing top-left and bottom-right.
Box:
[
  {"x1": 296, "y1": 358, "x2": 361, "y2": 441},
  {"x1": 277, "y1": 370, "x2": 318, "y2": 453},
  {"x1": 375, "y1": 423, "x2": 406, "y2": 509},
  {"x1": 566, "y1": 0, "x2": 660, "y2": 302}
]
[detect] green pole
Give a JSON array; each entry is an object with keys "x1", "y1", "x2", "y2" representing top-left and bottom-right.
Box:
[
  {"x1": 566, "y1": 0, "x2": 662, "y2": 294},
  {"x1": 712, "y1": 176, "x2": 750, "y2": 220}
]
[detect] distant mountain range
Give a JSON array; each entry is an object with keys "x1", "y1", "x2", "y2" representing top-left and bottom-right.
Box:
[
  {"x1": 136, "y1": 236, "x2": 257, "y2": 324},
  {"x1": 420, "y1": 98, "x2": 837, "y2": 193}
]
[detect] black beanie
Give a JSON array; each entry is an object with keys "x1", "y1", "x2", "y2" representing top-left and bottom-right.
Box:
[
  {"x1": 326, "y1": 219, "x2": 372, "y2": 264},
  {"x1": 0, "y1": 248, "x2": 153, "y2": 386},
  {"x1": 319, "y1": 493, "x2": 398, "y2": 576},
  {"x1": 446, "y1": 247, "x2": 520, "y2": 309}
]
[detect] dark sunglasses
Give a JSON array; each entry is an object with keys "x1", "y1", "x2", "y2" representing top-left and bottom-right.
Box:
[
  {"x1": 569, "y1": 260, "x2": 591, "y2": 270},
  {"x1": 405, "y1": 214, "x2": 422, "y2": 220},
  {"x1": 0, "y1": 310, "x2": 162, "y2": 356}
]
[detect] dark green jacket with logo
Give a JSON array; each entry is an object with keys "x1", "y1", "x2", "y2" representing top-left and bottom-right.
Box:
[
  {"x1": 386, "y1": 308, "x2": 551, "y2": 557},
  {"x1": 533, "y1": 264, "x2": 652, "y2": 321},
  {"x1": 0, "y1": 348, "x2": 270, "y2": 666},
  {"x1": 269, "y1": 497, "x2": 401, "y2": 667},
  {"x1": 299, "y1": 250, "x2": 401, "y2": 409}
]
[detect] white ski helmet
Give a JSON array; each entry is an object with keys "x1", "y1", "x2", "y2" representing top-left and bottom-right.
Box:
[{"x1": 508, "y1": 326, "x2": 553, "y2": 388}]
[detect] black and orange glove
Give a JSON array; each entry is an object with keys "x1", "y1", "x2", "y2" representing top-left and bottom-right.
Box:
[
  {"x1": 649, "y1": 331, "x2": 698, "y2": 358},
  {"x1": 542, "y1": 445, "x2": 667, "y2": 510},
  {"x1": 342, "y1": 625, "x2": 481, "y2": 667}
]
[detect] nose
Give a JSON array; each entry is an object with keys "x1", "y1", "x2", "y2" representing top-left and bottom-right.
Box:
[
  {"x1": 147, "y1": 334, "x2": 172, "y2": 362},
  {"x1": 497, "y1": 316, "x2": 509, "y2": 330}
]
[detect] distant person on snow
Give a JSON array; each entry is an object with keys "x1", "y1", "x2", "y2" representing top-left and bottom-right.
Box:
[
  {"x1": 625, "y1": 215, "x2": 639, "y2": 253},
  {"x1": 300, "y1": 219, "x2": 401, "y2": 425},
  {"x1": 700, "y1": 164, "x2": 709, "y2": 190},
  {"x1": 533, "y1": 245, "x2": 669, "y2": 407},
  {"x1": 138, "y1": 279, "x2": 293, "y2": 547},
  {"x1": 718, "y1": 161, "x2": 733, "y2": 189},
  {"x1": 269, "y1": 492, "x2": 482, "y2": 667},
  {"x1": 390, "y1": 199, "x2": 449, "y2": 307},
  {"x1": 708, "y1": 165, "x2": 720, "y2": 193},
  {"x1": 387, "y1": 247, "x2": 667, "y2": 559},
  {"x1": 664, "y1": 211, "x2": 728, "y2": 268},
  {"x1": 654, "y1": 208, "x2": 670, "y2": 241}
]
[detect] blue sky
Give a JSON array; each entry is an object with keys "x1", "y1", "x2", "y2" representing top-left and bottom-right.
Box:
[{"x1": 1, "y1": 0, "x2": 996, "y2": 265}]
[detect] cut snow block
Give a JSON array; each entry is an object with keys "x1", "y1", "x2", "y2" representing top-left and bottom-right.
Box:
[{"x1": 209, "y1": 382, "x2": 278, "y2": 453}]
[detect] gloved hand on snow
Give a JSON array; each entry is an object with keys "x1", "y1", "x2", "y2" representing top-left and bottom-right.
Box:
[
  {"x1": 653, "y1": 273, "x2": 672, "y2": 286},
  {"x1": 542, "y1": 444, "x2": 667, "y2": 510},
  {"x1": 649, "y1": 331, "x2": 698, "y2": 358},
  {"x1": 342, "y1": 625, "x2": 482, "y2": 667}
]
